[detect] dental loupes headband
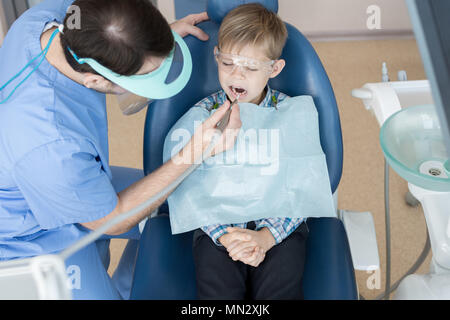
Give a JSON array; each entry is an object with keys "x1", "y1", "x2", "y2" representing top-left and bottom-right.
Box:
[{"x1": 68, "y1": 30, "x2": 192, "y2": 100}]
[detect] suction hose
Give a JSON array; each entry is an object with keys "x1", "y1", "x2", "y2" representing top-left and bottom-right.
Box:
[{"x1": 361, "y1": 159, "x2": 431, "y2": 300}]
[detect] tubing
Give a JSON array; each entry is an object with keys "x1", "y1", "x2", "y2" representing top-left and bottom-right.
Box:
[
  {"x1": 360, "y1": 160, "x2": 431, "y2": 300},
  {"x1": 384, "y1": 159, "x2": 391, "y2": 300},
  {"x1": 59, "y1": 132, "x2": 222, "y2": 261}
]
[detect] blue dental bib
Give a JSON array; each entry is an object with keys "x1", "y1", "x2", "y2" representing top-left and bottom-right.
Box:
[{"x1": 163, "y1": 95, "x2": 336, "y2": 234}]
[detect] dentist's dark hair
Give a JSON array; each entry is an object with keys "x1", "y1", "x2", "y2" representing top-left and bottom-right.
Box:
[{"x1": 60, "y1": 0, "x2": 174, "y2": 76}]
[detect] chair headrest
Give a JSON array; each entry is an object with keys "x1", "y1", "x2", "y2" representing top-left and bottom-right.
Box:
[{"x1": 207, "y1": 0, "x2": 279, "y2": 24}]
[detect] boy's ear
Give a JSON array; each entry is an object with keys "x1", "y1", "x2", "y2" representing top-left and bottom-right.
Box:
[{"x1": 269, "y1": 59, "x2": 285, "y2": 78}]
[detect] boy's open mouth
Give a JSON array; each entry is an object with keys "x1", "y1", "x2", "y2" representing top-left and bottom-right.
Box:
[{"x1": 230, "y1": 85, "x2": 247, "y2": 98}]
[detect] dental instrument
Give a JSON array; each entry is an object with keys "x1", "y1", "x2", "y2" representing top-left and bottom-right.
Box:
[{"x1": 215, "y1": 93, "x2": 240, "y2": 132}]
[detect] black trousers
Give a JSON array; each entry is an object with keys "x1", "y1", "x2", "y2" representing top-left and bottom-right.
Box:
[{"x1": 192, "y1": 222, "x2": 309, "y2": 300}]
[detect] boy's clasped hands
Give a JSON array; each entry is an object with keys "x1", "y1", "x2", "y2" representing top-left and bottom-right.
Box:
[{"x1": 218, "y1": 227, "x2": 276, "y2": 267}]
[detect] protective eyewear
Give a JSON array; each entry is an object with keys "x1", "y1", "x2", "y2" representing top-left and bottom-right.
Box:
[
  {"x1": 214, "y1": 47, "x2": 275, "y2": 76},
  {"x1": 68, "y1": 30, "x2": 192, "y2": 114}
]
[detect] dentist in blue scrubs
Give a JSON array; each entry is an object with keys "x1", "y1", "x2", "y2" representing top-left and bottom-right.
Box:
[{"x1": 0, "y1": 0, "x2": 241, "y2": 299}]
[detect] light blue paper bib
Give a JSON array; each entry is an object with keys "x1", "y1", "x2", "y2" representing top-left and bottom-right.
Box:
[{"x1": 163, "y1": 95, "x2": 337, "y2": 234}]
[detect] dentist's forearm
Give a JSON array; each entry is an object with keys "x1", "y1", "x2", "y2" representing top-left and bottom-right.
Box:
[
  {"x1": 116, "y1": 157, "x2": 194, "y2": 233},
  {"x1": 80, "y1": 149, "x2": 195, "y2": 235},
  {"x1": 80, "y1": 100, "x2": 240, "y2": 235}
]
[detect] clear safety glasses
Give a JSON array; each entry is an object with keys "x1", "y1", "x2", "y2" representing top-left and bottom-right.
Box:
[{"x1": 214, "y1": 47, "x2": 275, "y2": 76}]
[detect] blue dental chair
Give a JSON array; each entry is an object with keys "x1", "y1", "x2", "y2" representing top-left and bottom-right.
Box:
[{"x1": 130, "y1": 0, "x2": 357, "y2": 300}]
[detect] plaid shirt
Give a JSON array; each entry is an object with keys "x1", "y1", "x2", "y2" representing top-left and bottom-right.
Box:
[{"x1": 195, "y1": 86, "x2": 304, "y2": 246}]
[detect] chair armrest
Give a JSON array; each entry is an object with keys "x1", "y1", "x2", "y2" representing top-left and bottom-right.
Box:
[{"x1": 339, "y1": 210, "x2": 380, "y2": 271}]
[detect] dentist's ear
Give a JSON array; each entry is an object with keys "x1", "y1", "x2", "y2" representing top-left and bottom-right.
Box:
[
  {"x1": 82, "y1": 73, "x2": 127, "y2": 94},
  {"x1": 269, "y1": 59, "x2": 285, "y2": 78},
  {"x1": 83, "y1": 73, "x2": 108, "y2": 89}
]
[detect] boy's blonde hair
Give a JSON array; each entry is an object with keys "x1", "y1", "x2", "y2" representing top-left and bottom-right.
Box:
[{"x1": 218, "y1": 3, "x2": 287, "y2": 60}]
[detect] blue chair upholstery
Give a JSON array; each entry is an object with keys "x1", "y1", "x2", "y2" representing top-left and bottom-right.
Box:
[{"x1": 130, "y1": 0, "x2": 357, "y2": 300}]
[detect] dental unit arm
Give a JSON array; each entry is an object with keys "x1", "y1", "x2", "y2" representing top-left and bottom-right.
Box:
[{"x1": 353, "y1": 66, "x2": 450, "y2": 299}]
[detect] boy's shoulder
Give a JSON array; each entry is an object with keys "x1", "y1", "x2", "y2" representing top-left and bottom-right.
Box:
[
  {"x1": 193, "y1": 90, "x2": 227, "y2": 111},
  {"x1": 266, "y1": 88, "x2": 289, "y2": 108},
  {"x1": 271, "y1": 88, "x2": 289, "y2": 102}
]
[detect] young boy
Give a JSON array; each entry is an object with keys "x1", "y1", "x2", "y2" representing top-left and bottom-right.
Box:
[{"x1": 191, "y1": 4, "x2": 309, "y2": 300}]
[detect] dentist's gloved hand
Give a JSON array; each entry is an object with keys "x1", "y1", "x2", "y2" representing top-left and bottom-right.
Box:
[
  {"x1": 175, "y1": 101, "x2": 242, "y2": 164},
  {"x1": 170, "y1": 12, "x2": 210, "y2": 41}
]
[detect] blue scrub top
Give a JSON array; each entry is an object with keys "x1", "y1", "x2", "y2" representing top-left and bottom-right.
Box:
[{"x1": 0, "y1": 0, "x2": 118, "y2": 260}]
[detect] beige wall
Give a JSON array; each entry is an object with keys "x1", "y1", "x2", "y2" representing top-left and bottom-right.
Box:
[
  {"x1": 0, "y1": 0, "x2": 413, "y2": 45},
  {"x1": 158, "y1": 0, "x2": 413, "y2": 41},
  {"x1": 158, "y1": 0, "x2": 176, "y2": 24},
  {"x1": 278, "y1": 0, "x2": 413, "y2": 40},
  {"x1": 0, "y1": 3, "x2": 7, "y2": 46}
]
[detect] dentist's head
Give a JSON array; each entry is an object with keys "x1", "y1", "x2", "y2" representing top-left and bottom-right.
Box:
[{"x1": 60, "y1": 0, "x2": 174, "y2": 95}]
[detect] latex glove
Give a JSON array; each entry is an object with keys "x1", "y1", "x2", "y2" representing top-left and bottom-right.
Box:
[{"x1": 174, "y1": 100, "x2": 242, "y2": 164}]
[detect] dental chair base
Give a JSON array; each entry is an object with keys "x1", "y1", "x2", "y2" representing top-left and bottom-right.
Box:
[
  {"x1": 353, "y1": 79, "x2": 450, "y2": 299},
  {"x1": 394, "y1": 183, "x2": 450, "y2": 300},
  {"x1": 394, "y1": 270, "x2": 450, "y2": 299}
]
